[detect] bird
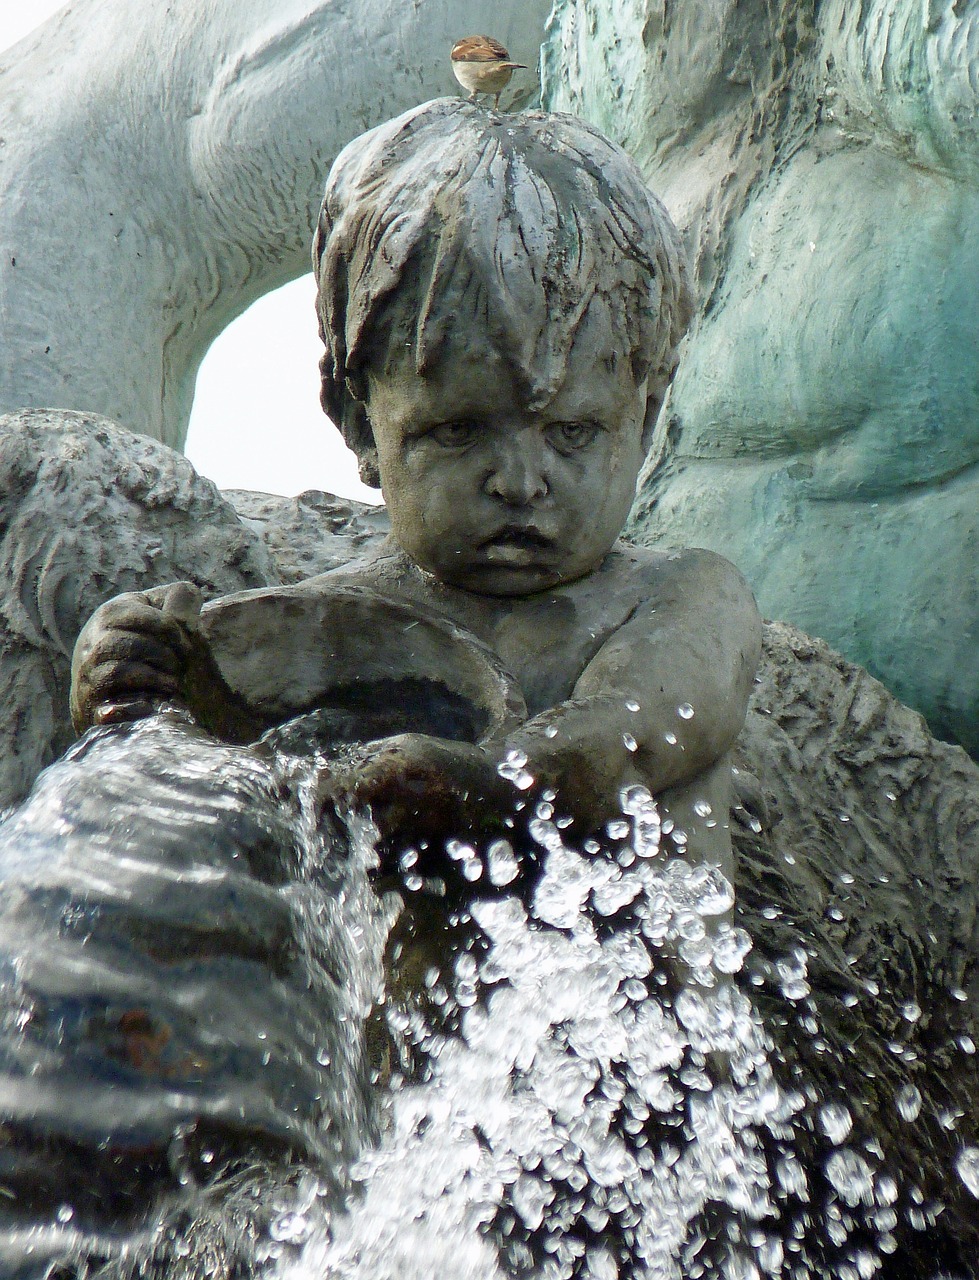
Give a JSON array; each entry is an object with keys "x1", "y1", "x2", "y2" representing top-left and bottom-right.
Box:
[{"x1": 450, "y1": 35, "x2": 527, "y2": 109}]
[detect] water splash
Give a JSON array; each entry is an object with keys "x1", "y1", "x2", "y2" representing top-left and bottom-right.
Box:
[
  {"x1": 0, "y1": 718, "x2": 974, "y2": 1277},
  {"x1": 288, "y1": 794, "x2": 798, "y2": 1280}
]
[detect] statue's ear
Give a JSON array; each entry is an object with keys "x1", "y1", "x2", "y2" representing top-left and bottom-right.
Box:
[{"x1": 357, "y1": 447, "x2": 381, "y2": 489}]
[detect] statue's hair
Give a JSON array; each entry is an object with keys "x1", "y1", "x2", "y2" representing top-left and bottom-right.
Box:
[{"x1": 313, "y1": 98, "x2": 692, "y2": 467}]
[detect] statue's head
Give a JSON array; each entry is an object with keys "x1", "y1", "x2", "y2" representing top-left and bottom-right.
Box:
[{"x1": 313, "y1": 99, "x2": 692, "y2": 595}]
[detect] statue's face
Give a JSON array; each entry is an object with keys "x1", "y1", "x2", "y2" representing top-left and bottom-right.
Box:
[{"x1": 365, "y1": 318, "x2": 648, "y2": 596}]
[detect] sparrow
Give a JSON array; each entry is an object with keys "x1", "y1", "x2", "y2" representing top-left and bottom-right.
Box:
[{"x1": 451, "y1": 35, "x2": 527, "y2": 109}]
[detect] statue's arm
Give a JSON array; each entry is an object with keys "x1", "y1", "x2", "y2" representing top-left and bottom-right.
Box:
[
  {"x1": 329, "y1": 553, "x2": 760, "y2": 851},
  {"x1": 496, "y1": 550, "x2": 762, "y2": 832}
]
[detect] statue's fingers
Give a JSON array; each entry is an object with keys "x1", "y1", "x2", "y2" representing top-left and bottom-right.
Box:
[
  {"x1": 91, "y1": 596, "x2": 192, "y2": 643},
  {"x1": 82, "y1": 628, "x2": 189, "y2": 676},
  {"x1": 82, "y1": 659, "x2": 182, "y2": 704}
]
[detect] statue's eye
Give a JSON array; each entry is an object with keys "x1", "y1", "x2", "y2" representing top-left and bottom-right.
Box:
[
  {"x1": 546, "y1": 421, "x2": 601, "y2": 451},
  {"x1": 429, "y1": 421, "x2": 479, "y2": 448}
]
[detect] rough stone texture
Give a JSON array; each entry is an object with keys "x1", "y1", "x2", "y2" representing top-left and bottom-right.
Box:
[
  {"x1": 542, "y1": 0, "x2": 979, "y2": 756},
  {"x1": 0, "y1": 413, "x2": 402, "y2": 809},
  {"x1": 0, "y1": 410, "x2": 275, "y2": 806},
  {"x1": 731, "y1": 620, "x2": 979, "y2": 1263},
  {"x1": 224, "y1": 489, "x2": 389, "y2": 584},
  {"x1": 0, "y1": 0, "x2": 549, "y2": 449}
]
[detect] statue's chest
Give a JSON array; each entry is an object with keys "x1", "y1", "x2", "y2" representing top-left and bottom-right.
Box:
[{"x1": 478, "y1": 592, "x2": 634, "y2": 716}]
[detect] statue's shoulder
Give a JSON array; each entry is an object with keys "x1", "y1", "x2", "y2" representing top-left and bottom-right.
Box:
[{"x1": 606, "y1": 541, "x2": 748, "y2": 593}]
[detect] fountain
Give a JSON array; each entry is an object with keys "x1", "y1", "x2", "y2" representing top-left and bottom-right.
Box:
[{"x1": 0, "y1": 10, "x2": 977, "y2": 1280}]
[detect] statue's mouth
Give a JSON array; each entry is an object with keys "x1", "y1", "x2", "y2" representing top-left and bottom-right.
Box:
[
  {"x1": 481, "y1": 527, "x2": 553, "y2": 552},
  {"x1": 479, "y1": 527, "x2": 554, "y2": 567}
]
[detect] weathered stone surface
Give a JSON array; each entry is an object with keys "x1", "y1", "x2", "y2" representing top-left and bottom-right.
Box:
[
  {"x1": 224, "y1": 489, "x2": 389, "y2": 584},
  {"x1": 0, "y1": 413, "x2": 400, "y2": 809},
  {"x1": 0, "y1": 410, "x2": 274, "y2": 806},
  {"x1": 542, "y1": 0, "x2": 979, "y2": 755},
  {"x1": 733, "y1": 621, "x2": 979, "y2": 1259}
]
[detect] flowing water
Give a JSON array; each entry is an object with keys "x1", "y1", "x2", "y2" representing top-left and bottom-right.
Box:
[{"x1": 0, "y1": 715, "x2": 974, "y2": 1278}]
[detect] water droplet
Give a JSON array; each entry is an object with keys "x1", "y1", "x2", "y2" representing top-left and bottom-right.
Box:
[
  {"x1": 959, "y1": 1035, "x2": 976, "y2": 1054},
  {"x1": 677, "y1": 703, "x2": 695, "y2": 720},
  {"x1": 270, "y1": 1211, "x2": 311, "y2": 1244},
  {"x1": 497, "y1": 748, "x2": 534, "y2": 790},
  {"x1": 956, "y1": 1147, "x2": 979, "y2": 1197},
  {"x1": 896, "y1": 1084, "x2": 922, "y2": 1122},
  {"x1": 606, "y1": 818, "x2": 630, "y2": 840},
  {"x1": 693, "y1": 799, "x2": 712, "y2": 818},
  {"x1": 776, "y1": 1155, "x2": 808, "y2": 1198},
  {"x1": 875, "y1": 1174, "x2": 899, "y2": 1205},
  {"x1": 825, "y1": 1148, "x2": 873, "y2": 1207},
  {"x1": 900, "y1": 1001, "x2": 921, "y2": 1023},
  {"x1": 625, "y1": 699, "x2": 640, "y2": 712},
  {"x1": 713, "y1": 925, "x2": 752, "y2": 974},
  {"x1": 56, "y1": 1204, "x2": 73, "y2": 1224},
  {"x1": 622, "y1": 733, "x2": 638, "y2": 752},
  {"x1": 486, "y1": 838, "x2": 519, "y2": 886},
  {"x1": 544, "y1": 724, "x2": 558, "y2": 738},
  {"x1": 664, "y1": 731, "x2": 678, "y2": 745},
  {"x1": 818, "y1": 1102, "x2": 853, "y2": 1144},
  {"x1": 619, "y1": 784, "x2": 661, "y2": 857}
]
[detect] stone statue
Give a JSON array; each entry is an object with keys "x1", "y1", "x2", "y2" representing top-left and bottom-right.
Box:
[
  {"x1": 1, "y1": 98, "x2": 978, "y2": 1280},
  {"x1": 543, "y1": 0, "x2": 979, "y2": 756},
  {"x1": 0, "y1": 101, "x2": 766, "y2": 1270},
  {"x1": 71, "y1": 99, "x2": 759, "y2": 872},
  {"x1": 4, "y1": 0, "x2": 977, "y2": 773},
  {"x1": 0, "y1": 0, "x2": 548, "y2": 448}
]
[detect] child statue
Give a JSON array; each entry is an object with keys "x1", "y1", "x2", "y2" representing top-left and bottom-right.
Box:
[
  {"x1": 71, "y1": 98, "x2": 761, "y2": 882},
  {"x1": 0, "y1": 99, "x2": 762, "y2": 1259}
]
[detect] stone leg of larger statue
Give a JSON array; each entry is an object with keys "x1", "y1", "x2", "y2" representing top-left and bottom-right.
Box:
[
  {"x1": 542, "y1": 0, "x2": 979, "y2": 756},
  {"x1": 0, "y1": 411, "x2": 275, "y2": 812}
]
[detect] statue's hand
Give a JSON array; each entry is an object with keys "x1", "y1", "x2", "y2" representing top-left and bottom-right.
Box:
[
  {"x1": 322, "y1": 732, "x2": 515, "y2": 870},
  {"x1": 70, "y1": 582, "x2": 204, "y2": 732}
]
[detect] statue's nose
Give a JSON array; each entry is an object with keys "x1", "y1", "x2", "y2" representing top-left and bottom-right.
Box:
[{"x1": 484, "y1": 435, "x2": 548, "y2": 505}]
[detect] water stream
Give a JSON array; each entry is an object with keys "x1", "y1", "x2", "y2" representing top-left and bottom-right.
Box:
[{"x1": 0, "y1": 715, "x2": 974, "y2": 1277}]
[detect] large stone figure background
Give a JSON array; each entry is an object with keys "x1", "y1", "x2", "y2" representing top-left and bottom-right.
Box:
[{"x1": 0, "y1": 0, "x2": 548, "y2": 448}]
